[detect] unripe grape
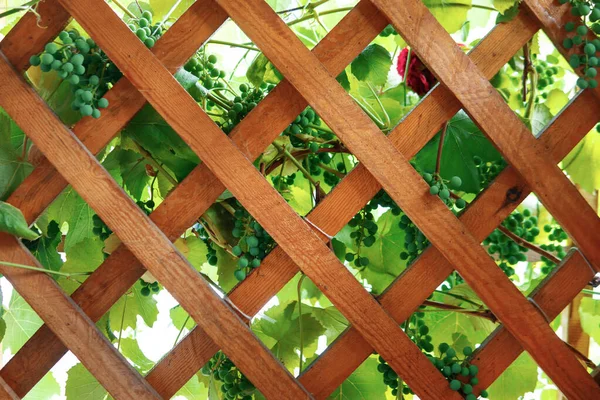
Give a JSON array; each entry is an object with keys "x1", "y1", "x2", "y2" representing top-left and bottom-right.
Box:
[
  {"x1": 573, "y1": 35, "x2": 583, "y2": 45},
  {"x1": 449, "y1": 379, "x2": 461, "y2": 391},
  {"x1": 59, "y1": 31, "x2": 70, "y2": 41},
  {"x1": 142, "y1": 10, "x2": 153, "y2": 21},
  {"x1": 429, "y1": 185, "x2": 440, "y2": 195},
  {"x1": 439, "y1": 188, "x2": 450, "y2": 200},
  {"x1": 462, "y1": 384, "x2": 473, "y2": 394},
  {"x1": 29, "y1": 55, "x2": 41, "y2": 66},
  {"x1": 585, "y1": 43, "x2": 597, "y2": 56},
  {"x1": 80, "y1": 104, "x2": 93, "y2": 116},
  {"x1": 238, "y1": 257, "x2": 249, "y2": 268},
  {"x1": 69, "y1": 75, "x2": 80, "y2": 85},
  {"x1": 589, "y1": 79, "x2": 598, "y2": 88},
  {"x1": 449, "y1": 176, "x2": 462, "y2": 189},
  {"x1": 141, "y1": 286, "x2": 151, "y2": 296},
  {"x1": 136, "y1": 28, "x2": 147, "y2": 40},
  {"x1": 577, "y1": 25, "x2": 589, "y2": 36},
  {"x1": 455, "y1": 198, "x2": 466, "y2": 208},
  {"x1": 81, "y1": 91, "x2": 93, "y2": 102},
  {"x1": 71, "y1": 53, "x2": 84, "y2": 65},
  {"x1": 98, "y1": 98, "x2": 109, "y2": 108},
  {"x1": 41, "y1": 53, "x2": 54, "y2": 65},
  {"x1": 139, "y1": 18, "x2": 149, "y2": 28},
  {"x1": 480, "y1": 389, "x2": 489, "y2": 397},
  {"x1": 144, "y1": 38, "x2": 155, "y2": 48},
  {"x1": 92, "y1": 108, "x2": 101, "y2": 119},
  {"x1": 463, "y1": 346, "x2": 473, "y2": 356},
  {"x1": 563, "y1": 38, "x2": 574, "y2": 49},
  {"x1": 208, "y1": 54, "x2": 218, "y2": 64},
  {"x1": 577, "y1": 77, "x2": 589, "y2": 89},
  {"x1": 565, "y1": 21, "x2": 576, "y2": 32}
]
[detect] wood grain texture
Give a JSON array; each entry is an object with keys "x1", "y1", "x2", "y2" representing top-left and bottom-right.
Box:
[
  {"x1": 298, "y1": 89, "x2": 600, "y2": 398},
  {"x1": 0, "y1": 52, "x2": 310, "y2": 399},
  {"x1": 0, "y1": 3, "x2": 386, "y2": 396},
  {"x1": 218, "y1": 0, "x2": 599, "y2": 397},
  {"x1": 0, "y1": 231, "x2": 161, "y2": 400},
  {"x1": 371, "y1": 0, "x2": 600, "y2": 272},
  {"x1": 0, "y1": 376, "x2": 19, "y2": 400},
  {"x1": 142, "y1": 8, "x2": 541, "y2": 397},
  {"x1": 0, "y1": 0, "x2": 71, "y2": 72},
  {"x1": 56, "y1": 0, "x2": 459, "y2": 397}
]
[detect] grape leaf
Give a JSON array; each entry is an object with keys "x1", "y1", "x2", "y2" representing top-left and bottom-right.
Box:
[
  {"x1": 43, "y1": 187, "x2": 94, "y2": 252},
  {"x1": 327, "y1": 356, "x2": 388, "y2": 399},
  {"x1": 414, "y1": 111, "x2": 503, "y2": 193},
  {"x1": 57, "y1": 237, "x2": 105, "y2": 295},
  {"x1": 23, "y1": 372, "x2": 60, "y2": 400},
  {"x1": 529, "y1": 103, "x2": 552, "y2": 136},
  {"x1": 0, "y1": 201, "x2": 39, "y2": 240},
  {"x1": 149, "y1": 0, "x2": 195, "y2": 21},
  {"x1": 494, "y1": 0, "x2": 519, "y2": 14},
  {"x1": 24, "y1": 220, "x2": 63, "y2": 273},
  {"x1": 563, "y1": 132, "x2": 600, "y2": 194},
  {"x1": 579, "y1": 296, "x2": 600, "y2": 344},
  {"x1": 246, "y1": 53, "x2": 282, "y2": 87},
  {"x1": 120, "y1": 337, "x2": 155, "y2": 374},
  {"x1": 350, "y1": 44, "x2": 392, "y2": 87},
  {"x1": 102, "y1": 148, "x2": 151, "y2": 201},
  {"x1": 0, "y1": 138, "x2": 33, "y2": 201},
  {"x1": 252, "y1": 301, "x2": 325, "y2": 370},
  {"x1": 485, "y1": 352, "x2": 538, "y2": 400},
  {"x1": 173, "y1": 373, "x2": 210, "y2": 399},
  {"x1": 170, "y1": 304, "x2": 196, "y2": 331},
  {"x1": 423, "y1": 0, "x2": 472, "y2": 34},
  {"x1": 65, "y1": 363, "x2": 107, "y2": 400},
  {"x1": 109, "y1": 281, "x2": 159, "y2": 330},
  {"x1": 175, "y1": 236, "x2": 209, "y2": 271},
  {"x1": 3, "y1": 290, "x2": 43, "y2": 353}
]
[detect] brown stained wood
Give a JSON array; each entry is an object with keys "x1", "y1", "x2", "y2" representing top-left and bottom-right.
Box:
[
  {"x1": 0, "y1": 1, "x2": 70, "y2": 72},
  {"x1": 0, "y1": 235, "x2": 161, "y2": 400},
  {"x1": 0, "y1": 376, "x2": 19, "y2": 400},
  {"x1": 297, "y1": 90, "x2": 600, "y2": 398},
  {"x1": 216, "y1": 0, "x2": 599, "y2": 397},
  {"x1": 142, "y1": 10, "x2": 543, "y2": 397},
  {"x1": 468, "y1": 251, "x2": 594, "y2": 396},
  {"x1": 6, "y1": 0, "x2": 228, "y2": 224},
  {"x1": 372, "y1": 0, "x2": 600, "y2": 273},
  {"x1": 56, "y1": 1, "x2": 460, "y2": 397},
  {"x1": 0, "y1": 3, "x2": 387, "y2": 396},
  {"x1": 0, "y1": 54, "x2": 310, "y2": 399}
]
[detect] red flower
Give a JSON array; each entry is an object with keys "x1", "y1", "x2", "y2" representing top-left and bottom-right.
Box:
[{"x1": 396, "y1": 48, "x2": 437, "y2": 96}]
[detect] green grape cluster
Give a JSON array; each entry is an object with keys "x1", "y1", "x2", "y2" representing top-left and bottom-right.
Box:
[
  {"x1": 379, "y1": 24, "x2": 398, "y2": 37},
  {"x1": 484, "y1": 209, "x2": 540, "y2": 276},
  {"x1": 29, "y1": 29, "x2": 115, "y2": 118},
  {"x1": 398, "y1": 213, "x2": 429, "y2": 264},
  {"x1": 220, "y1": 84, "x2": 269, "y2": 133},
  {"x1": 534, "y1": 56, "x2": 561, "y2": 95},
  {"x1": 540, "y1": 223, "x2": 568, "y2": 273},
  {"x1": 429, "y1": 343, "x2": 489, "y2": 399},
  {"x1": 92, "y1": 214, "x2": 112, "y2": 241},
  {"x1": 184, "y1": 51, "x2": 227, "y2": 91},
  {"x1": 201, "y1": 352, "x2": 255, "y2": 399},
  {"x1": 139, "y1": 279, "x2": 159, "y2": 297},
  {"x1": 424, "y1": 173, "x2": 466, "y2": 209},
  {"x1": 474, "y1": 156, "x2": 507, "y2": 188},
  {"x1": 126, "y1": 10, "x2": 161, "y2": 49},
  {"x1": 557, "y1": 0, "x2": 600, "y2": 89},
  {"x1": 344, "y1": 208, "x2": 378, "y2": 268}
]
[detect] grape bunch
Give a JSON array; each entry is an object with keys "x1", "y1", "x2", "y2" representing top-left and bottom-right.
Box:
[
  {"x1": 126, "y1": 10, "x2": 162, "y2": 49},
  {"x1": 139, "y1": 279, "x2": 160, "y2": 297},
  {"x1": 474, "y1": 156, "x2": 507, "y2": 188},
  {"x1": 184, "y1": 51, "x2": 227, "y2": 91},
  {"x1": 483, "y1": 209, "x2": 539, "y2": 276},
  {"x1": 534, "y1": 56, "x2": 561, "y2": 96},
  {"x1": 344, "y1": 208, "x2": 378, "y2": 269},
  {"x1": 29, "y1": 29, "x2": 115, "y2": 118},
  {"x1": 557, "y1": 0, "x2": 600, "y2": 89},
  {"x1": 429, "y1": 343, "x2": 489, "y2": 399},
  {"x1": 201, "y1": 352, "x2": 255, "y2": 400},
  {"x1": 220, "y1": 84, "x2": 270, "y2": 133},
  {"x1": 398, "y1": 213, "x2": 429, "y2": 264},
  {"x1": 540, "y1": 223, "x2": 568, "y2": 273},
  {"x1": 92, "y1": 201, "x2": 152, "y2": 242},
  {"x1": 424, "y1": 173, "x2": 466, "y2": 209}
]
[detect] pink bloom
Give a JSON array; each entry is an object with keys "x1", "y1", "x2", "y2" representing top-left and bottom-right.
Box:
[{"x1": 396, "y1": 48, "x2": 437, "y2": 96}]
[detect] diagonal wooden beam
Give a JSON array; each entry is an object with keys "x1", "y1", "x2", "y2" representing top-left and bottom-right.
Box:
[
  {"x1": 0, "y1": 376, "x2": 19, "y2": 400},
  {"x1": 142, "y1": 8, "x2": 544, "y2": 397},
  {"x1": 214, "y1": 0, "x2": 600, "y2": 397},
  {"x1": 0, "y1": 232, "x2": 162, "y2": 400},
  {"x1": 54, "y1": 0, "x2": 460, "y2": 397},
  {"x1": 0, "y1": 53, "x2": 311, "y2": 399},
  {"x1": 0, "y1": 2, "x2": 386, "y2": 396}
]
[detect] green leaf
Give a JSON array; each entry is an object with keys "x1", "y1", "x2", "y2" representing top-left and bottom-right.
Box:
[
  {"x1": 563, "y1": 131, "x2": 600, "y2": 194},
  {"x1": 175, "y1": 236, "x2": 209, "y2": 271},
  {"x1": 170, "y1": 304, "x2": 196, "y2": 331},
  {"x1": 123, "y1": 104, "x2": 199, "y2": 182},
  {"x1": 65, "y1": 363, "x2": 107, "y2": 400},
  {"x1": 246, "y1": 53, "x2": 282, "y2": 87},
  {"x1": 350, "y1": 44, "x2": 391, "y2": 87},
  {"x1": 327, "y1": 356, "x2": 388, "y2": 399},
  {"x1": 0, "y1": 201, "x2": 39, "y2": 240},
  {"x1": 25, "y1": 220, "x2": 63, "y2": 273},
  {"x1": 253, "y1": 301, "x2": 325, "y2": 369},
  {"x1": 23, "y1": 372, "x2": 61, "y2": 400},
  {"x1": 109, "y1": 281, "x2": 159, "y2": 330},
  {"x1": 174, "y1": 373, "x2": 210, "y2": 399},
  {"x1": 3, "y1": 290, "x2": 43, "y2": 353},
  {"x1": 102, "y1": 148, "x2": 151, "y2": 201},
  {"x1": 57, "y1": 237, "x2": 105, "y2": 294},
  {"x1": 579, "y1": 297, "x2": 600, "y2": 343},
  {"x1": 529, "y1": 103, "x2": 552, "y2": 136},
  {"x1": 544, "y1": 89, "x2": 569, "y2": 116},
  {"x1": 120, "y1": 337, "x2": 155, "y2": 373},
  {"x1": 44, "y1": 187, "x2": 94, "y2": 252},
  {"x1": 149, "y1": 0, "x2": 195, "y2": 21},
  {"x1": 485, "y1": 352, "x2": 538, "y2": 400},
  {"x1": 414, "y1": 111, "x2": 503, "y2": 193},
  {"x1": 309, "y1": 306, "x2": 348, "y2": 343},
  {"x1": 423, "y1": 0, "x2": 472, "y2": 34},
  {"x1": 0, "y1": 137, "x2": 33, "y2": 201},
  {"x1": 494, "y1": 0, "x2": 519, "y2": 14},
  {"x1": 496, "y1": 2, "x2": 520, "y2": 23}
]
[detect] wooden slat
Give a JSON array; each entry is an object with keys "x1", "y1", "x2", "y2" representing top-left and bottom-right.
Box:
[
  {"x1": 370, "y1": 0, "x2": 600, "y2": 275},
  {"x1": 143, "y1": 9, "x2": 542, "y2": 397},
  {"x1": 0, "y1": 0, "x2": 70, "y2": 71},
  {"x1": 56, "y1": 1, "x2": 460, "y2": 397},
  {"x1": 5, "y1": 0, "x2": 228, "y2": 224},
  {"x1": 0, "y1": 53, "x2": 310, "y2": 399},
  {"x1": 0, "y1": 234, "x2": 161, "y2": 400},
  {"x1": 0, "y1": 376, "x2": 19, "y2": 400},
  {"x1": 298, "y1": 90, "x2": 600, "y2": 398},
  {"x1": 216, "y1": 0, "x2": 600, "y2": 397},
  {"x1": 468, "y1": 250, "x2": 594, "y2": 396},
  {"x1": 0, "y1": 3, "x2": 385, "y2": 396}
]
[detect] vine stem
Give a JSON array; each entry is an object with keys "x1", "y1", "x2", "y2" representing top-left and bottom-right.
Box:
[
  {"x1": 522, "y1": 41, "x2": 531, "y2": 101},
  {"x1": 435, "y1": 122, "x2": 449, "y2": 176},
  {"x1": 117, "y1": 294, "x2": 128, "y2": 351},
  {"x1": 422, "y1": 300, "x2": 497, "y2": 323},
  {"x1": 0, "y1": 0, "x2": 41, "y2": 19},
  {"x1": 287, "y1": 7, "x2": 354, "y2": 26},
  {"x1": 21, "y1": 135, "x2": 29, "y2": 160},
  {"x1": 0, "y1": 261, "x2": 92, "y2": 277},
  {"x1": 497, "y1": 225, "x2": 561, "y2": 264},
  {"x1": 207, "y1": 40, "x2": 260, "y2": 52},
  {"x1": 271, "y1": 141, "x2": 326, "y2": 198},
  {"x1": 173, "y1": 314, "x2": 191, "y2": 347},
  {"x1": 297, "y1": 274, "x2": 307, "y2": 373},
  {"x1": 110, "y1": 0, "x2": 136, "y2": 19}
]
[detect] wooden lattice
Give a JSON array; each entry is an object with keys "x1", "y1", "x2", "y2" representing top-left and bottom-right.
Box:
[{"x1": 0, "y1": 0, "x2": 599, "y2": 398}]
